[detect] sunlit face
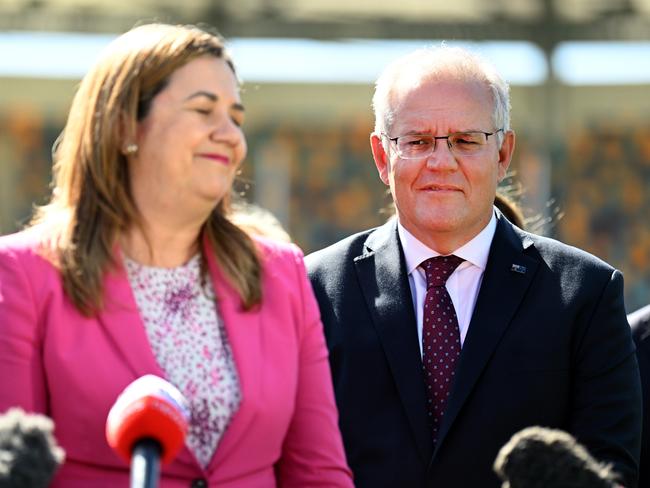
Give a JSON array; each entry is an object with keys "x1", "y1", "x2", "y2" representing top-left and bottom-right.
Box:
[
  {"x1": 129, "y1": 56, "x2": 246, "y2": 223},
  {"x1": 371, "y1": 78, "x2": 515, "y2": 253}
]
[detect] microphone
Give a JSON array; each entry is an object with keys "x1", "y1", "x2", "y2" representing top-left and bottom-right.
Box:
[
  {"x1": 493, "y1": 426, "x2": 621, "y2": 488},
  {"x1": 106, "y1": 375, "x2": 190, "y2": 488},
  {"x1": 0, "y1": 407, "x2": 65, "y2": 488}
]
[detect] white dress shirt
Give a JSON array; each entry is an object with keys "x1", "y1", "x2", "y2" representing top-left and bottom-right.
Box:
[{"x1": 398, "y1": 210, "x2": 497, "y2": 357}]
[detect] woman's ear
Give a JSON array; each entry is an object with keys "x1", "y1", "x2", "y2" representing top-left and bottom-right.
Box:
[{"x1": 118, "y1": 110, "x2": 138, "y2": 156}]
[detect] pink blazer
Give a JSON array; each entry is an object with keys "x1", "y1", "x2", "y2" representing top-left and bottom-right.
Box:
[{"x1": 0, "y1": 229, "x2": 353, "y2": 487}]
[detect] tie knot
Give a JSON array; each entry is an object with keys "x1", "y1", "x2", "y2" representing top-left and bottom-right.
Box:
[{"x1": 422, "y1": 255, "x2": 464, "y2": 288}]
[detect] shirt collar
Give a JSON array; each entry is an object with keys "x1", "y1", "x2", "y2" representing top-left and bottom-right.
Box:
[{"x1": 398, "y1": 209, "x2": 497, "y2": 275}]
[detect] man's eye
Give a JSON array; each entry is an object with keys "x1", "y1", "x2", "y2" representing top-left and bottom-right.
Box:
[
  {"x1": 454, "y1": 134, "x2": 482, "y2": 145},
  {"x1": 405, "y1": 138, "x2": 431, "y2": 146},
  {"x1": 195, "y1": 108, "x2": 211, "y2": 115}
]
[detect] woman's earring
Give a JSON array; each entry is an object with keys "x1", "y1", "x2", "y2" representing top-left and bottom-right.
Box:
[{"x1": 124, "y1": 143, "x2": 138, "y2": 155}]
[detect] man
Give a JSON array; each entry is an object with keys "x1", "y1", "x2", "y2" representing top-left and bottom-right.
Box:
[
  {"x1": 628, "y1": 304, "x2": 650, "y2": 488},
  {"x1": 305, "y1": 46, "x2": 641, "y2": 488}
]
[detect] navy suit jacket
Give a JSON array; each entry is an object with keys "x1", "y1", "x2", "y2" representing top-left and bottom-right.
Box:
[
  {"x1": 629, "y1": 304, "x2": 650, "y2": 488},
  {"x1": 306, "y1": 214, "x2": 641, "y2": 488}
]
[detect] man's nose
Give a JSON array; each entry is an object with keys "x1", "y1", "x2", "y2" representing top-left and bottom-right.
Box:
[{"x1": 425, "y1": 138, "x2": 457, "y2": 169}]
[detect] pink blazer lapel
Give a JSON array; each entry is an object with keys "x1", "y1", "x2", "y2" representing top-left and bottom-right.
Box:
[
  {"x1": 98, "y1": 262, "x2": 205, "y2": 466},
  {"x1": 97, "y1": 257, "x2": 166, "y2": 380},
  {"x1": 96, "y1": 253, "x2": 205, "y2": 470},
  {"x1": 97, "y1": 243, "x2": 263, "y2": 471},
  {"x1": 203, "y1": 241, "x2": 262, "y2": 470}
]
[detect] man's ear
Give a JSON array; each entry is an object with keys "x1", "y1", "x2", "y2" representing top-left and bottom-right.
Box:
[
  {"x1": 497, "y1": 129, "x2": 516, "y2": 182},
  {"x1": 370, "y1": 132, "x2": 391, "y2": 186}
]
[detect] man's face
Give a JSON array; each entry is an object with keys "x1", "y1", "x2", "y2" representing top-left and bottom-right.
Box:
[{"x1": 371, "y1": 78, "x2": 515, "y2": 253}]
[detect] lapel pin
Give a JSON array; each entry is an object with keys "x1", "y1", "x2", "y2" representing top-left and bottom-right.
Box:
[{"x1": 510, "y1": 264, "x2": 527, "y2": 274}]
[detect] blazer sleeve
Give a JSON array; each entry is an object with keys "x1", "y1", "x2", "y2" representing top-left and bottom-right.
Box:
[
  {"x1": 0, "y1": 244, "x2": 48, "y2": 413},
  {"x1": 570, "y1": 269, "x2": 642, "y2": 487},
  {"x1": 274, "y1": 248, "x2": 353, "y2": 487}
]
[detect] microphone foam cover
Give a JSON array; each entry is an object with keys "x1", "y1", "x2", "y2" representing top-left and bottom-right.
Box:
[
  {"x1": 0, "y1": 408, "x2": 65, "y2": 488},
  {"x1": 493, "y1": 426, "x2": 619, "y2": 488},
  {"x1": 106, "y1": 375, "x2": 190, "y2": 465}
]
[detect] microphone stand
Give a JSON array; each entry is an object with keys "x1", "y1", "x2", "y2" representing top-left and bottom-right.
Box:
[{"x1": 131, "y1": 438, "x2": 162, "y2": 488}]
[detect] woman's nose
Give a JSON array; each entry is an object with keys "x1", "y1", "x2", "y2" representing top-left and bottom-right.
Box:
[{"x1": 209, "y1": 116, "x2": 243, "y2": 146}]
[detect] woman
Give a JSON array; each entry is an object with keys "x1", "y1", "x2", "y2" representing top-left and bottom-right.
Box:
[
  {"x1": 494, "y1": 191, "x2": 525, "y2": 229},
  {"x1": 0, "y1": 23, "x2": 352, "y2": 487}
]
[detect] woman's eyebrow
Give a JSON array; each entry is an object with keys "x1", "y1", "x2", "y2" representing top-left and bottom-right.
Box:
[{"x1": 184, "y1": 90, "x2": 218, "y2": 102}]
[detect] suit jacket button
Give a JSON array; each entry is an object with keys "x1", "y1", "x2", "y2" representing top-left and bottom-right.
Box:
[{"x1": 190, "y1": 479, "x2": 207, "y2": 488}]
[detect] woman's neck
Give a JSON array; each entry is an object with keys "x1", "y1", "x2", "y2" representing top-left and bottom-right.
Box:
[{"x1": 121, "y1": 221, "x2": 202, "y2": 268}]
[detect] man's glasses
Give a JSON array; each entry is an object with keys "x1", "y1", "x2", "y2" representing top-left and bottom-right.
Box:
[{"x1": 383, "y1": 129, "x2": 503, "y2": 159}]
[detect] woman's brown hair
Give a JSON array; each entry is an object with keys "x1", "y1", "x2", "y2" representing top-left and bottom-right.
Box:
[
  {"x1": 30, "y1": 23, "x2": 261, "y2": 315},
  {"x1": 494, "y1": 192, "x2": 525, "y2": 229}
]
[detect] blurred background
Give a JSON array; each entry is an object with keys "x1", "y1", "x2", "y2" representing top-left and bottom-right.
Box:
[{"x1": 1, "y1": 0, "x2": 649, "y2": 310}]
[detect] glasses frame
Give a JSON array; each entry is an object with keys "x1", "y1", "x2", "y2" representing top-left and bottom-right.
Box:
[{"x1": 382, "y1": 129, "x2": 504, "y2": 159}]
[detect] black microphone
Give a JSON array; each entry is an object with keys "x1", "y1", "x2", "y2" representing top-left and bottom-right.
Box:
[
  {"x1": 106, "y1": 375, "x2": 190, "y2": 488},
  {"x1": 493, "y1": 426, "x2": 621, "y2": 488},
  {"x1": 0, "y1": 407, "x2": 65, "y2": 488}
]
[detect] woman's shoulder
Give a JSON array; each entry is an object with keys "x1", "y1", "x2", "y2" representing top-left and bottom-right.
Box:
[
  {"x1": 0, "y1": 227, "x2": 41, "y2": 254},
  {"x1": 254, "y1": 235, "x2": 304, "y2": 263},
  {"x1": 0, "y1": 227, "x2": 56, "y2": 271},
  {"x1": 0, "y1": 228, "x2": 63, "y2": 316},
  {"x1": 253, "y1": 236, "x2": 311, "y2": 286}
]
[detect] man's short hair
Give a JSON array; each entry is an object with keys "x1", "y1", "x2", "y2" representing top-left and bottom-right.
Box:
[{"x1": 372, "y1": 45, "x2": 511, "y2": 147}]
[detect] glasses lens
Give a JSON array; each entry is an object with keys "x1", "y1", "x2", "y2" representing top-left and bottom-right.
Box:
[
  {"x1": 397, "y1": 135, "x2": 434, "y2": 159},
  {"x1": 449, "y1": 132, "x2": 488, "y2": 155}
]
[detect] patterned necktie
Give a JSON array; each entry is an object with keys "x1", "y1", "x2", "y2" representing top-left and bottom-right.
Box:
[{"x1": 421, "y1": 255, "x2": 464, "y2": 441}]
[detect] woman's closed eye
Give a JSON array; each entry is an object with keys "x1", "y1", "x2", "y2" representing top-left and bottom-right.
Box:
[{"x1": 194, "y1": 107, "x2": 213, "y2": 115}]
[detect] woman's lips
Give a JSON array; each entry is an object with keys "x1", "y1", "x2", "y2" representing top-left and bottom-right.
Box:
[{"x1": 196, "y1": 153, "x2": 229, "y2": 165}]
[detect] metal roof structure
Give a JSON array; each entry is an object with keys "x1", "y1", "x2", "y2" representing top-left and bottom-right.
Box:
[{"x1": 2, "y1": 0, "x2": 650, "y2": 49}]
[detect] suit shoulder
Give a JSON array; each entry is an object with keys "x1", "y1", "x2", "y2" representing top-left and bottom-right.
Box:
[
  {"x1": 304, "y1": 227, "x2": 377, "y2": 273},
  {"x1": 0, "y1": 228, "x2": 40, "y2": 253},
  {"x1": 255, "y1": 234, "x2": 300, "y2": 257},
  {"x1": 522, "y1": 230, "x2": 616, "y2": 275},
  {"x1": 253, "y1": 235, "x2": 306, "y2": 274},
  {"x1": 0, "y1": 228, "x2": 61, "y2": 309},
  {"x1": 0, "y1": 228, "x2": 52, "y2": 268}
]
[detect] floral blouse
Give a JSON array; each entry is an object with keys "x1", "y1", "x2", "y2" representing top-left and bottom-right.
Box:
[{"x1": 124, "y1": 254, "x2": 241, "y2": 468}]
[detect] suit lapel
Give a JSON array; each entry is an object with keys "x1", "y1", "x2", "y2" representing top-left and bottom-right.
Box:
[
  {"x1": 203, "y1": 239, "x2": 262, "y2": 471},
  {"x1": 434, "y1": 217, "x2": 539, "y2": 453},
  {"x1": 97, "y1": 257, "x2": 166, "y2": 380},
  {"x1": 96, "y1": 251, "x2": 208, "y2": 470},
  {"x1": 354, "y1": 220, "x2": 434, "y2": 463},
  {"x1": 97, "y1": 243, "x2": 262, "y2": 472}
]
